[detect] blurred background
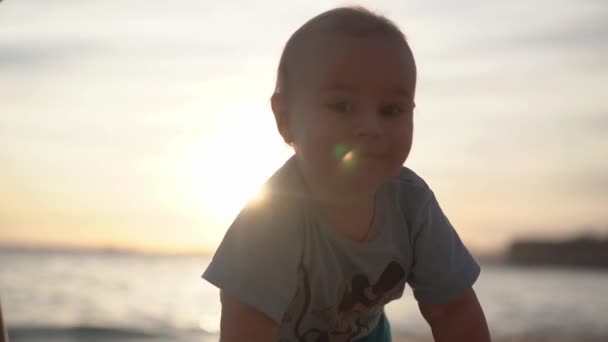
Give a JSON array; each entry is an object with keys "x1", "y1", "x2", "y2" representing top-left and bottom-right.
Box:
[{"x1": 1, "y1": 0, "x2": 607, "y2": 341}]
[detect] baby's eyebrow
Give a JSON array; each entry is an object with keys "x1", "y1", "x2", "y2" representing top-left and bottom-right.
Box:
[
  {"x1": 322, "y1": 83, "x2": 356, "y2": 92},
  {"x1": 320, "y1": 83, "x2": 414, "y2": 99},
  {"x1": 389, "y1": 86, "x2": 414, "y2": 99}
]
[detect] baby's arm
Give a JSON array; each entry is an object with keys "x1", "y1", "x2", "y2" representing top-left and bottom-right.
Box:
[
  {"x1": 219, "y1": 289, "x2": 277, "y2": 342},
  {"x1": 419, "y1": 288, "x2": 491, "y2": 342},
  {"x1": 0, "y1": 297, "x2": 8, "y2": 342}
]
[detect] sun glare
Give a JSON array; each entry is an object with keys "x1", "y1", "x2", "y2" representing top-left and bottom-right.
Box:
[
  {"x1": 155, "y1": 103, "x2": 293, "y2": 247},
  {"x1": 193, "y1": 146, "x2": 270, "y2": 221},
  {"x1": 186, "y1": 128, "x2": 292, "y2": 227}
]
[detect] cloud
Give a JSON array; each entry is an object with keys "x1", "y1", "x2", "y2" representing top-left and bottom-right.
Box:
[
  {"x1": 0, "y1": 41, "x2": 101, "y2": 70},
  {"x1": 579, "y1": 171, "x2": 608, "y2": 195},
  {"x1": 459, "y1": 11, "x2": 608, "y2": 54},
  {"x1": 0, "y1": 37, "x2": 248, "y2": 72},
  {"x1": 415, "y1": 0, "x2": 608, "y2": 77},
  {"x1": 0, "y1": 119, "x2": 198, "y2": 155},
  {"x1": 459, "y1": 112, "x2": 608, "y2": 168},
  {"x1": 577, "y1": 112, "x2": 608, "y2": 134}
]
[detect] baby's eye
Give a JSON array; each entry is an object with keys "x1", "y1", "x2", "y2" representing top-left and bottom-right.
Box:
[
  {"x1": 379, "y1": 104, "x2": 405, "y2": 117},
  {"x1": 326, "y1": 101, "x2": 353, "y2": 113}
]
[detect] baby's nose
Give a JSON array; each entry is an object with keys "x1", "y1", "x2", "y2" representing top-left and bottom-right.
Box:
[{"x1": 355, "y1": 113, "x2": 383, "y2": 138}]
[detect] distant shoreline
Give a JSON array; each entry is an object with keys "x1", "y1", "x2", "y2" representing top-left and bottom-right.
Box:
[
  {"x1": 3, "y1": 234, "x2": 608, "y2": 269},
  {"x1": 505, "y1": 235, "x2": 608, "y2": 269},
  {"x1": 0, "y1": 244, "x2": 211, "y2": 257}
]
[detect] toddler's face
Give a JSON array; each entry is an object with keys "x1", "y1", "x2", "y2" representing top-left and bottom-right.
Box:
[{"x1": 281, "y1": 33, "x2": 416, "y2": 195}]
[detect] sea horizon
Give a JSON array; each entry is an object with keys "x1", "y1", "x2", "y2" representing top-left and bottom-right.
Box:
[{"x1": 2, "y1": 228, "x2": 607, "y2": 265}]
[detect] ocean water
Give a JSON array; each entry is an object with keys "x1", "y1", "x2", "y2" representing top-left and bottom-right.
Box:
[{"x1": 1, "y1": 250, "x2": 607, "y2": 341}]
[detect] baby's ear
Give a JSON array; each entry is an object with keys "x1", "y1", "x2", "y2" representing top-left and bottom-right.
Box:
[{"x1": 270, "y1": 93, "x2": 293, "y2": 144}]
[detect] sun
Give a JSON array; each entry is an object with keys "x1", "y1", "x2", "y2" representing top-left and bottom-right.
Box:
[
  {"x1": 195, "y1": 153, "x2": 267, "y2": 221},
  {"x1": 159, "y1": 103, "x2": 294, "y2": 247},
  {"x1": 188, "y1": 133, "x2": 292, "y2": 226}
]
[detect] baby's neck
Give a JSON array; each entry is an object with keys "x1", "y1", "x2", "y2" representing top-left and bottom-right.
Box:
[
  {"x1": 315, "y1": 192, "x2": 376, "y2": 242},
  {"x1": 298, "y1": 167, "x2": 376, "y2": 209},
  {"x1": 296, "y1": 165, "x2": 378, "y2": 242}
]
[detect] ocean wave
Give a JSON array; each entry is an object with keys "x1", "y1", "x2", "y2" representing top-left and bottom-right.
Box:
[
  {"x1": 8, "y1": 325, "x2": 170, "y2": 341},
  {"x1": 9, "y1": 325, "x2": 163, "y2": 338}
]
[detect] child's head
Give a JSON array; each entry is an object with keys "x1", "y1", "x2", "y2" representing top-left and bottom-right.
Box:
[{"x1": 271, "y1": 7, "x2": 417, "y2": 196}]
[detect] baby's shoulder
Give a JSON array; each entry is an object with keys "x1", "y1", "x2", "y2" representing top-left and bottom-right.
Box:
[
  {"x1": 233, "y1": 159, "x2": 306, "y2": 235},
  {"x1": 387, "y1": 167, "x2": 435, "y2": 214},
  {"x1": 392, "y1": 167, "x2": 432, "y2": 196}
]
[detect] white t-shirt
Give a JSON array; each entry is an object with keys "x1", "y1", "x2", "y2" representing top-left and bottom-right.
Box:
[{"x1": 203, "y1": 156, "x2": 480, "y2": 341}]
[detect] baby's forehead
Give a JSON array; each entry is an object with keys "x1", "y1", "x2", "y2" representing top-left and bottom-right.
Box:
[{"x1": 290, "y1": 32, "x2": 416, "y2": 95}]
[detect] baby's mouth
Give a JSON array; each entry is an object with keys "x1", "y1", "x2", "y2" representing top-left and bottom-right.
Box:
[
  {"x1": 359, "y1": 151, "x2": 385, "y2": 159},
  {"x1": 334, "y1": 147, "x2": 387, "y2": 174}
]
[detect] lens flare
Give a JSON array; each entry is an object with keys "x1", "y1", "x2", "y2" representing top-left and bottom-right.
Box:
[
  {"x1": 333, "y1": 143, "x2": 350, "y2": 160},
  {"x1": 333, "y1": 143, "x2": 358, "y2": 170},
  {"x1": 343, "y1": 151, "x2": 354, "y2": 162}
]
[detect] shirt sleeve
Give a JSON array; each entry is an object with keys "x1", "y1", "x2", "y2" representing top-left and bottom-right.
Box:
[
  {"x1": 406, "y1": 192, "x2": 480, "y2": 306},
  {"x1": 202, "y1": 200, "x2": 303, "y2": 322}
]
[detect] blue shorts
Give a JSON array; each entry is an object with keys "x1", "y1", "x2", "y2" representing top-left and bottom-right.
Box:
[{"x1": 359, "y1": 313, "x2": 391, "y2": 341}]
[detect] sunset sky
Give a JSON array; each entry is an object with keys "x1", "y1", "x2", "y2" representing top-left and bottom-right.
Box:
[{"x1": 1, "y1": 0, "x2": 607, "y2": 254}]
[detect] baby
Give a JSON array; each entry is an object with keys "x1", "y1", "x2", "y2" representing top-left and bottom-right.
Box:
[{"x1": 203, "y1": 6, "x2": 490, "y2": 342}]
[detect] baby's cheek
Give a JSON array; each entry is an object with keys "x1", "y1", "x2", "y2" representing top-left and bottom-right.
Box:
[
  {"x1": 308, "y1": 131, "x2": 339, "y2": 157},
  {"x1": 391, "y1": 125, "x2": 413, "y2": 147},
  {"x1": 298, "y1": 139, "x2": 335, "y2": 172},
  {"x1": 297, "y1": 122, "x2": 350, "y2": 175}
]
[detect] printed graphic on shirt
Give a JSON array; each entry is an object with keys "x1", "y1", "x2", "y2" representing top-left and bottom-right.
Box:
[{"x1": 280, "y1": 261, "x2": 406, "y2": 342}]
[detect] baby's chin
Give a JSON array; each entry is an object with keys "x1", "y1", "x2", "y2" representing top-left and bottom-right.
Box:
[{"x1": 298, "y1": 154, "x2": 400, "y2": 195}]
